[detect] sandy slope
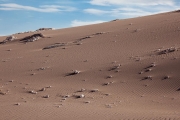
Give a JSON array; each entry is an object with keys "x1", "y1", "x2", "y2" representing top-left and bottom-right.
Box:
[{"x1": 0, "y1": 11, "x2": 180, "y2": 120}]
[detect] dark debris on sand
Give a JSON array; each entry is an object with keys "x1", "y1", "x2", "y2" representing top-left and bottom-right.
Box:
[
  {"x1": 20, "y1": 33, "x2": 49, "y2": 42},
  {"x1": 0, "y1": 36, "x2": 16, "y2": 44},
  {"x1": 43, "y1": 43, "x2": 67, "y2": 50},
  {"x1": 158, "y1": 47, "x2": 177, "y2": 55},
  {"x1": 65, "y1": 70, "x2": 80, "y2": 76}
]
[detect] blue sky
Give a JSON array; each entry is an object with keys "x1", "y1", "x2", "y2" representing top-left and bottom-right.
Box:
[{"x1": 0, "y1": 0, "x2": 180, "y2": 36}]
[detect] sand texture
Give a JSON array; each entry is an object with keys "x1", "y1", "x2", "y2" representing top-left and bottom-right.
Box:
[{"x1": 0, "y1": 11, "x2": 180, "y2": 120}]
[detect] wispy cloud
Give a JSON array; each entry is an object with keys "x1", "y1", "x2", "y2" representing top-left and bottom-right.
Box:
[
  {"x1": 84, "y1": 8, "x2": 109, "y2": 15},
  {"x1": 71, "y1": 20, "x2": 106, "y2": 27},
  {"x1": 0, "y1": 3, "x2": 76, "y2": 12},
  {"x1": 84, "y1": 8, "x2": 154, "y2": 17},
  {"x1": 40, "y1": 5, "x2": 76, "y2": 11},
  {"x1": 89, "y1": 0, "x2": 175, "y2": 6},
  {"x1": 86, "y1": 0, "x2": 179, "y2": 17}
]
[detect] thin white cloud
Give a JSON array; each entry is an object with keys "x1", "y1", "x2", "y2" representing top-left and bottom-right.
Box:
[
  {"x1": 71, "y1": 20, "x2": 106, "y2": 27},
  {"x1": 88, "y1": 0, "x2": 179, "y2": 17},
  {"x1": 84, "y1": 8, "x2": 154, "y2": 17},
  {"x1": 89, "y1": 0, "x2": 175, "y2": 6},
  {"x1": 84, "y1": 8, "x2": 109, "y2": 15},
  {"x1": 0, "y1": 3, "x2": 76, "y2": 12},
  {"x1": 40, "y1": 5, "x2": 76, "y2": 11},
  {"x1": 111, "y1": 8, "x2": 153, "y2": 17}
]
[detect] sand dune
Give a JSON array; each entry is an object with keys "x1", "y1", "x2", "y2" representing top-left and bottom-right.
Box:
[{"x1": 0, "y1": 11, "x2": 180, "y2": 120}]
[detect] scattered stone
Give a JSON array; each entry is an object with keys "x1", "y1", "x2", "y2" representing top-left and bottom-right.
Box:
[
  {"x1": 1, "y1": 36, "x2": 16, "y2": 44},
  {"x1": 15, "y1": 103, "x2": 20, "y2": 106},
  {"x1": 76, "y1": 43, "x2": 82, "y2": 45},
  {"x1": 139, "y1": 62, "x2": 156, "y2": 74},
  {"x1": 39, "y1": 67, "x2": 45, "y2": 70},
  {"x1": 150, "y1": 63, "x2": 156, "y2": 67},
  {"x1": 145, "y1": 68, "x2": 152, "y2": 72},
  {"x1": 78, "y1": 36, "x2": 93, "y2": 42},
  {"x1": 103, "y1": 82, "x2": 110, "y2": 86},
  {"x1": 43, "y1": 43, "x2": 66, "y2": 50},
  {"x1": 63, "y1": 95, "x2": 71, "y2": 98},
  {"x1": 79, "y1": 88, "x2": 86, "y2": 92},
  {"x1": 84, "y1": 60, "x2": 88, "y2": 62},
  {"x1": 142, "y1": 76, "x2": 152, "y2": 80},
  {"x1": 31, "y1": 73, "x2": 36, "y2": 76},
  {"x1": 90, "y1": 89, "x2": 99, "y2": 92},
  {"x1": 134, "y1": 29, "x2": 140, "y2": 32},
  {"x1": 39, "y1": 88, "x2": 46, "y2": 91},
  {"x1": 111, "y1": 19, "x2": 119, "y2": 22},
  {"x1": 76, "y1": 32, "x2": 106, "y2": 43},
  {"x1": 110, "y1": 81, "x2": 115, "y2": 84},
  {"x1": 93, "y1": 32, "x2": 106, "y2": 35},
  {"x1": 76, "y1": 94, "x2": 85, "y2": 98},
  {"x1": 84, "y1": 101, "x2": 90, "y2": 103},
  {"x1": 47, "y1": 86, "x2": 52, "y2": 88},
  {"x1": 66, "y1": 70, "x2": 80, "y2": 76},
  {"x1": 158, "y1": 47, "x2": 177, "y2": 55},
  {"x1": 136, "y1": 57, "x2": 141, "y2": 61},
  {"x1": 107, "y1": 75, "x2": 112, "y2": 78},
  {"x1": 29, "y1": 90, "x2": 37, "y2": 94},
  {"x1": 36, "y1": 28, "x2": 53, "y2": 31},
  {"x1": 43, "y1": 95, "x2": 50, "y2": 98},
  {"x1": 139, "y1": 71, "x2": 144, "y2": 74},
  {"x1": 103, "y1": 81, "x2": 114, "y2": 86},
  {"x1": 0, "y1": 90, "x2": 6, "y2": 95},
  {"x1": 62, "y1": 98, "x2": 66, "y2": 100},
  {"x1": 163, "y1": 75, "x2": 170, "y2": 80},
  {"x1": 109, "y1": 64, "x2": 120, "y2": 71},
  {"x1": 9, "y1": 80, "x2": 14, "y2": 82},
  {"x1": 104, "y1": 93, "x2": 110, "y2": 96},
  {"x1": 20, "y1": 33, "x2": 48, "y2": 43}
]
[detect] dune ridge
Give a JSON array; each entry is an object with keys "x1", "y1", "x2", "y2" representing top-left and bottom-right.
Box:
[{"x1": 0, "y1": 11, "x2": 180, "y2": 120}]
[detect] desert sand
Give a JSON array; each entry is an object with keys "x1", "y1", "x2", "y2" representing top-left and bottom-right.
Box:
[{"x1": 0, "y1": 11, "x2": 180, "y2": 120}]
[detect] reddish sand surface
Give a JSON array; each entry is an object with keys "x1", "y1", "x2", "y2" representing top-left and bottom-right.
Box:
[{"x1": 0, "y1": 11, "x2": 180, "y2": 120}]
